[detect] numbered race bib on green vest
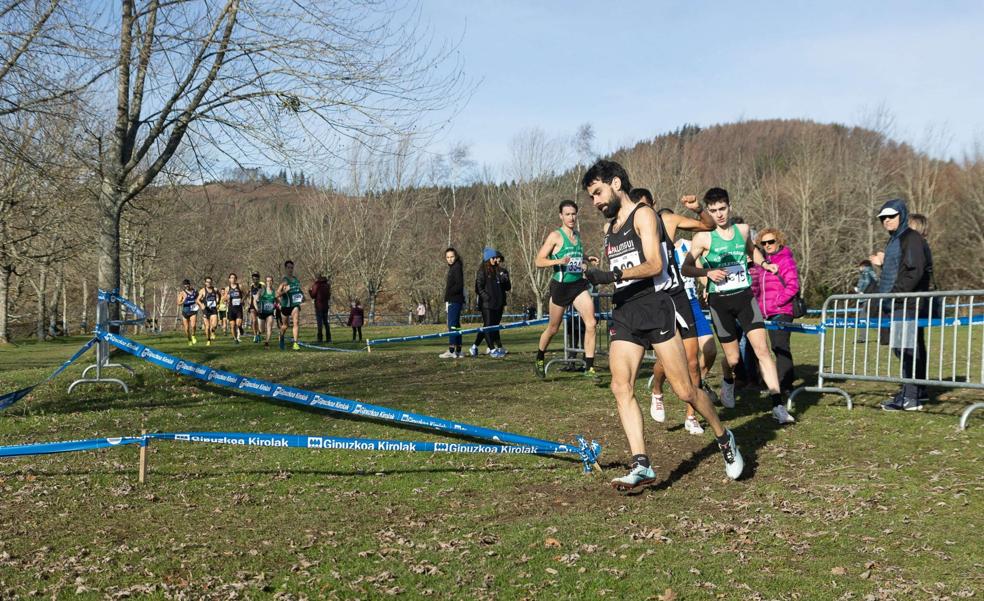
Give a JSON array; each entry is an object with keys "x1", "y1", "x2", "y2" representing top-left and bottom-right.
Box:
[
  {"x1": 716, "y1": 263, "x2": 749, "y2": 293},
  {"x1": 566, "y1": 256, "x2": 583, "y2": 274}
]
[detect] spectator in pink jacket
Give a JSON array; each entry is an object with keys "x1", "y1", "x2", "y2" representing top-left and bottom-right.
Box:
[{"x1": 750, "y1": 228, "x2": 800, "y2": 395}]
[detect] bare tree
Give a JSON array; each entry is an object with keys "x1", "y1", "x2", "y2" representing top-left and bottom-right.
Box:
[
  {"x1": 70, "y1": 0, "x2": 464, "y2": 323},
  {"x1": 496, "y1": 128, "x2": 568, "y2": 317}
]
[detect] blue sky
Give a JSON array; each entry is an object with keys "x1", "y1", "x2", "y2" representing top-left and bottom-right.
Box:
[{"x1": 418, "y1": 0, "x2": 984, "y2": 167}]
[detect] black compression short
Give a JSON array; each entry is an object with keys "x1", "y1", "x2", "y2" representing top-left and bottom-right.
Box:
[
  {"x1": 669, "y1": 288, "x2": 697, "y2": 340},
  {"x1": 708, "y1": 288, "x2": 765, "y2": 344}
]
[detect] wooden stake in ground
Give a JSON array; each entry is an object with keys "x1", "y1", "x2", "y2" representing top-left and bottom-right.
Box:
[{"x1": 138, "y1": 429, "x2": 147, "y2": 484}]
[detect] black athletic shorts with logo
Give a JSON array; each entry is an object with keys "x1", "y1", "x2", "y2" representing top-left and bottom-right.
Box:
[
  {"x1": 609, "y1": 291, "x2": 676, "y2": 347},
  {"x1": 708, "y1": 287, "x2": 765, "y2": 344},
  {"x1": 549, "y1": 278, "x2": 590, "y2": 308},
  {"x1": 670, "y1": 288, "x2": 697, "y2": 340},
  {"x1": 228, "y1": 306, "x2": 243, "y2": 321}
]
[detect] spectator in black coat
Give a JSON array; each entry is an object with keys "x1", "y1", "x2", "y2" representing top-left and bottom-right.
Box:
[
  {"x1": 470, "y1": 247, "x2": 510, "y2": 357},
  {"x1": 873, "y1": 199, "x2": 934, "y2": 411},
  {"x1": 439, "y1": 247, "x2": 465, "y2": 358}
]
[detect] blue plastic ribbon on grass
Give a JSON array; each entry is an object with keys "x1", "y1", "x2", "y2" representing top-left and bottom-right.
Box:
[
  {"x1": 95, "y1": 330, "x2": 600, "y2": 469},
  {"x1": 0, "y1": 337, "x2": 98, "y2": 411},
  {"x1": 0, "y1": 435, "x2": 145, "y2": 457},
  {"x1": 367, "y1": 317, "x2": 549, "y2": 347}
]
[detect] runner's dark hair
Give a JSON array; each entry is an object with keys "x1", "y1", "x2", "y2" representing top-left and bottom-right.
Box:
[
  {"x1": 444, "y1": 247, "x2": 461, "y2": 263},
  {"x1": 559, "y1": 199, "x2": 578, "y2": 213},
  {"x1": 703, "y1": 187, "x2": 730, "y2": 205},
  {"x1": 581, "y1": 159, "x2": 632, "y2": 192},
  {"x1": 284, "y1": 260, "x2": 294, "y2": 267},
  {"x1": 628, "y1": 188, "x2": 653, "y2": 205}
]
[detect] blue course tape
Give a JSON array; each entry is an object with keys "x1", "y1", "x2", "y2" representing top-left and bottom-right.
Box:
[
  {"x1": 98, "y1": 289, "x2": 147, "y2": 326},
  {"x1": 150, "y1": 431, "x2": 561, "y2": 456},
  {"x1": 0, "y1": 338, "x2": 98, "y2": 411},
  {"x1": 367, "y1": 317, "x2": 550, "y2": 347},
  {"x1": 95, "y1": 329, "x2": 601, "y2": 470},
  {"x1": 0, "y1": 431, "x2": 567, "y2": 460},
  {"x1": 822, "y1": 315, "x2": 984, "y2": 329},
  {"x1": 294, "y1": 340, "x2": 366, "y2": 353},
  {"x1": 0, "y1": 435, "x2": 145, "y2": 457}
]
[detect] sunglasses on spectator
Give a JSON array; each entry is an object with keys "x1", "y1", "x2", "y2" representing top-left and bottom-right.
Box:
[
  {"x1": 879, "y1": 214, "x2": 898, "y2": 222},
  {"x1": 761, "y1": 239, "x2": 778, "y2": 245}
]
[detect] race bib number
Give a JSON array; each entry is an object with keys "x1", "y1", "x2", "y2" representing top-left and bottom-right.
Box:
[
  {"x1": 206, "y1": 299, "x2": 216, "y2": 308},
  {"x1": 291, "y1": 293, "x2": 304, "y2": 305},
  {"x1": 716, "y1": 264, "x2": 749, "y2": 292},
  {"x1": 565, "y1": 256, "x2": 583, "y2": 274},
  {"x1": 609, "y1": 251, "x2": 640, "y2": 289},
  {"x1": 188, "y1": 304, "x2": 198, "y2": 313},
  {"x1": 232, "y1": 298, "x2": 241, "y2": 306},
  {"x1": 261, "y1": 301, "x2": 274, "y2": 313}
]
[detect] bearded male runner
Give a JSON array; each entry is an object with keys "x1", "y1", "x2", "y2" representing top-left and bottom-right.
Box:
[{"x1": 582, "y1": 160, "x2": 744, "y2": 491}]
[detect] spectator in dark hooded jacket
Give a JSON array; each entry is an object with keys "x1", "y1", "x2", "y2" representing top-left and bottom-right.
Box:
[
  {"x1": 308, "y1": 274, "x2": 332, "y2": 343},
  {"x1": 873, "y1": 198, "x2": 933, "y2": 411}
]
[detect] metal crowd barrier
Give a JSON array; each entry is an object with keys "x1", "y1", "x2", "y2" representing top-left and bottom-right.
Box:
[
  {"x1": 788, "y1": 290, "x2": 984, "y2": 429},
  {"x1": 544, "y1": 292, "x2": 614, "y2": 376}
]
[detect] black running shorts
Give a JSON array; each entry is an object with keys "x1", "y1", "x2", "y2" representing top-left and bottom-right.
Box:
[
  {"x1": 258, "y1": 312, "x2": 274, "y2": 321},
  {"x1": 670, "y1": 288, "x2": 697, "y2": 340},
  {"x1": 181, "y1": 308, "x2": 197, "y2": 320},
  {"x1": 708, "y1": 288, "x2": 765, "y2": 344},
  {"x1": 609, "y1": 292, "x2": 676, "y2": 348},
  {"x1": 549, "y1": 279, "x2": 590, "y2": 308},
  {"x1": 203, "y1": 308, "x2": 217, "y2": 318},
  {"x1": 228, "y1": 307, "x2": 243, "y2": 321}
]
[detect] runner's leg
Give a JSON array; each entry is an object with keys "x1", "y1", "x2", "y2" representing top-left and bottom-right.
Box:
[
  {"x1": 652, "y1": 333, "x2": 725, "y2": 437},
  {"x1": 745, "y1": 328, "x2": 781, "y2": 394},
  {"x1": 609, "y1": 340, "x2": 647, "y2": 455},
  {"x1": 537, "y1": 299, "x2": 566, "y2": 354},
  {"x1": 571, "y1": 290, "x2": 597, "y2": 362}
]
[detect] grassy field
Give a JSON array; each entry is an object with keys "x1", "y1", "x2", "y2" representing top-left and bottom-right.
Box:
[{"x1": 0, "y1": 323, "x2": 981, "y2": 600}]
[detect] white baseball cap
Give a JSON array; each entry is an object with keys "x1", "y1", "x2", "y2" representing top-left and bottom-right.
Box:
[{"x1": 877, "y1": 207, "x2": 900, "y2": 218}]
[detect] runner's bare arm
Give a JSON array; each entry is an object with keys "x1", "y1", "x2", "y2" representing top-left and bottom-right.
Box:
[
  {"x1": 534, "y1": 231, "x2": 566, "y2": 268},
  {"x1": 621, "y1": 206, "x2": 663, "y2": 280},
  {"x1": 682, "y1": 233, "x2": 727, "y2": 282}
]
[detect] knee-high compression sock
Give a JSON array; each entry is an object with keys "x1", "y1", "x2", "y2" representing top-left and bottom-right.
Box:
[
  {"x1": 536, "y1": 349, "x2": 546, "y2": 361},
  {"x1": 584, "y1": 357, "x2": 594, "y2": 369}
]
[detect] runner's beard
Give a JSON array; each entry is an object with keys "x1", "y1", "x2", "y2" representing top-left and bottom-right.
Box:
[{"x1": 602, "y1": 197, "x2": 622, "y2": 219}]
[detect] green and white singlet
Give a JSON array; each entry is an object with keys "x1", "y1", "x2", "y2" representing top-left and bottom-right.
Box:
[
  {"x1": 550, "y1": 228, "x2": 584, "y2": 284},
  {"x1": 704, "y1": 224, "x2": 751, "y2": 295},
  {"x1": 282, "y1": 276, "x2": 303, "y2": 309}
]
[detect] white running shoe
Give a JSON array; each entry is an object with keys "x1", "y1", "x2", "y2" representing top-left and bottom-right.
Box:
[
  {"x1": 469, "y1": 344, "x2": 478, "y2": 357},
  {"x1": 684, "y1": 416, "x2": 704, "y2": 435},
  {"x1": 772, "y1": 405, "x2": 796, "y2": 424},
  {"x1": 720, "y1": 380, "x2": 736, "y2": 408},
  {"x1": 438, "y1": 350, "x2": 456, "y2": 359},
  {"x1": 718, "y1": 429, "x2": 744, "y2": 480},
  {"x1": 650, "y1": 394, "x2": 666, "y2": 422},
  {"x1": 610, "y1": 463, "x2": 657, "y2": 492},
  {"x1": 484, "y1": 347, "x2": 492, "y2": 355}
]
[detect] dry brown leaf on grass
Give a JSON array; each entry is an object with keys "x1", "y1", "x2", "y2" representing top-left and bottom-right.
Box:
[
  {"x1": 658, "y1": 588, "x2": 677, "y2": 601},
  {"x1": 831, "y1": 566, "x2": 847, "y2": 575},
  {"x1": 544, "y1": 537, "x2": 561, "y2": 548}
]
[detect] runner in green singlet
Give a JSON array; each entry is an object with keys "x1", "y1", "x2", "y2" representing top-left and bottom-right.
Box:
[
  {"x1": 277, "y1": 259, "x2": 303, "y2": 351},
  {"x1": 533, "y1": 200, "x2": 599, "y2": 379},
  {"x1": 681, "y1": 187, "x2": 794, "y2": 424},
  {"x1": 254, "y1": 275, "x2": 277, "y2": 348}
]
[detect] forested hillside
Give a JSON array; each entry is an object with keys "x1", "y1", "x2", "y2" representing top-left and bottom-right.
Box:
[{"x1": 5, "y1": 119, "x2": 981, "y2": 341}]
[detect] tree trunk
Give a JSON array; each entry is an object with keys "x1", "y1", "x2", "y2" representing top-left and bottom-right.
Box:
[
  {"x1": 47, "y1": 268, "x2": 63, "y2": 337},
  {"x1": 61, "y1": 275, "x2": 67, "y2": 336},
  {"x1": 35, "y1": 265, "x2": 48, "y2": 341},
  {"x1": 81, "y1": 278, "x2": 88, "y2": 332},
  {"x1": 97, "y1": 186, "x2": 123, "y2": 327},
  {"x1": 0, "y1": 267, "x2": 10, "y2": 344}
]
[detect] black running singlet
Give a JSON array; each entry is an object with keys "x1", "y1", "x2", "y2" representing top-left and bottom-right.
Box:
[
  {"x1": 203, "y1": 288, "x2": 218, "y2": 309},
  {"x1": 655, "y1": 215, "x2": 684, "y2": 295},
  {"x1": 605, "y1": 204, "x2": 672, "y2": 306},
  {"x1": 228, "y1": 285, "x2": 243, "y2": 308}
]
